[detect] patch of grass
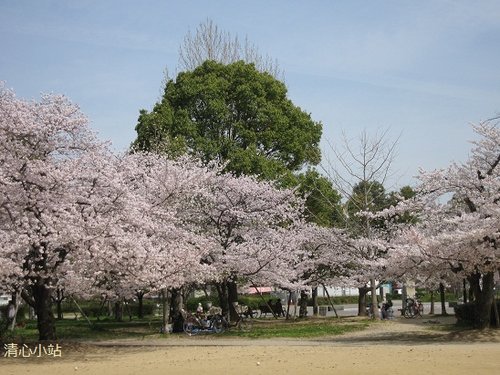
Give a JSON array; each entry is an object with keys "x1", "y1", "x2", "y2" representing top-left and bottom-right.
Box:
[
  {"x1": 8, "y1": 317, "x2": 164, "y2": 342},
  {"x1": 6, "y1": 316, "x2": 372, "y2": 342},
  {"x1": 224, "y1": 317, "x2": 371, "y2": 338}
]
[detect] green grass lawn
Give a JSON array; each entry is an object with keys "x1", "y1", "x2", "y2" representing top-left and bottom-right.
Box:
[
  {"x1": 4, "y1": 316, "x2": 371, "y2": 342},
  {"x1": 4, "y1": 317, "x2": 164, "y2": 342},
  {"x1": 224, "y1": 317, "x2": 370, "y2": 338}
]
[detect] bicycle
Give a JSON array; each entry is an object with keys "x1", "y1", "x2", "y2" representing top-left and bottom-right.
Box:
[
  {"x1": 230, "y1": 304, "x2": 253, "y2": 332},
  {"x1": 181, "y1": 308, "x2": 226, "y2": 335},
  {"x1": 402, "y1": 298, "x2": 423, "y2": 318}
]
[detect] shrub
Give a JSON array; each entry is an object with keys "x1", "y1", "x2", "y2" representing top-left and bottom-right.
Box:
[
  {"x1": 186, "y1": 294, "x2": 273, "y2": 312},
  {"x1": 135, "y1": 299, "x2": 156, "y2": 317},
  {"x1": 307, "y1": 295, "x2": 360, "y2": 306},
  {"x1": 238, "y1": 295, "x2": 262, "y2": 310},
  {"x1": 0, "y1": 305, "x2": 9, "y2": 339}
]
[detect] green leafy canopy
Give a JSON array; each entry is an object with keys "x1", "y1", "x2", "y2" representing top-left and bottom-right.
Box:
[{"x1": 133, "y1": 60, "x2": 322, "y2": 181}]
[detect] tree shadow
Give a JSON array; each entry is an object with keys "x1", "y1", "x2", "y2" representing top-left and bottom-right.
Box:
[{"x1": 316, "y1": 316, "x2": 500, "y2": 346}]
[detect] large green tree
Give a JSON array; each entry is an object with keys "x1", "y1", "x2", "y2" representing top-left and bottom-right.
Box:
[
  {"x1": 296, "y1": 169, "x2": 343, "y2": 228},
  {"x1": 134, "y1": 60, "x2": 322, "y2": 181}
]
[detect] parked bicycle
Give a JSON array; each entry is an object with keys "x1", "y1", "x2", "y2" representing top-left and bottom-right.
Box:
[
  {"x1": 402, "y1": 297, "x2": 423, "y2": 318},
  {"x1": 181, "y1": 307, "x2": 227, "y2": 335},
  {"x1": 229, "y1": 303, "x2": 253, "y2": 332}
]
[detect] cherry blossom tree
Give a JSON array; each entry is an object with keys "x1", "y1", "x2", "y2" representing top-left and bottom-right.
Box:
[
  {"x1": 185, "y1": 172, "x2": 306, "y2": 320},
  {"x1": 282, "y1": 223, "x2": 355, "y2": 317},
  {"x1": 0, "y1": 84, "x2": 112, "y2": 339},
  {"x1": 0, "y1": 85, "x2": 217, "y2": 338},
  {"x1": 382, "y1": 119, "x2": 500, "y2": 328},
  {"x1": 71, "y1": 153, "x2": 217, "y2": 325}
]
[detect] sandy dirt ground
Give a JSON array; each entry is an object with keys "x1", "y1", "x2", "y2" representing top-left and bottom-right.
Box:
[{"x1": 2, "y1": 317, "x2": 499, "y2": 375}]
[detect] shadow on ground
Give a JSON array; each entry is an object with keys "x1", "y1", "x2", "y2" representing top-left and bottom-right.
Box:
[{"x1": 317, "y1": 315, "x2": 500, "y2": 346}]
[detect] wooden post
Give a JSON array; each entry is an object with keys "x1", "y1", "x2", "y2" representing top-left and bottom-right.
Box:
[
  {"x1": 8, "y1": 290, "x2": 21, "y2": 331},
  {"x1": 321, "y1": 284, "x2": 339, "y2": 318},
  {"x1": 71, "y1": 297, "x2": 93, "y2": 327}
]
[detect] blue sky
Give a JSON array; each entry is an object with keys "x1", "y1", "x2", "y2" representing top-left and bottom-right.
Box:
[{"x1": 1, "y1": 0, "x2": 499, "y2": 188}]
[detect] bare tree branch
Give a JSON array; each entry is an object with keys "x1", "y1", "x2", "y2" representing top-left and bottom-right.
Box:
[
  {"x1": 178, "y1": 19, "x2": 283, "y2": 80},
  {"x1": 321, "y1": 128, "x2": 400, "y2": 204}
]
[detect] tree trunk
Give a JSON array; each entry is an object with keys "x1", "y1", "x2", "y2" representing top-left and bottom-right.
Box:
[
  {"x1": 227, "y1": 279, "x2": 239, "y2": 322},
  {"x1": 8, "y1": 291, "x2": 20, "y2": 331},
  {"x1": 56, "y1": 299, "x2": 63, "y2": 320},
  {"x1": 286, "y1": 290, "x2": 292, "y2": 320},
  {"x1": 55, "y1": 288, "x2": 64, "y2": 320},
  {"x1": 170, "y1": 288, "x2": 184, "y2": 333},
  {"x1": 124, "y1": 300, "x2": 133, "y2": 321},
  {"x1": 370, "y1": 278, "x2": 378, "y2": 319},
  {"x1": 358, "y1": 287, "x2": 369, "y2": 316},
  {"x1": 462, "y1": 279, "x2": 468, "y2": 304},
  {"x1": 299, "y1": 290, "x2": 308, "y2": 318},
  {"x1": 216, "y1": 282, "x2": 229, "y2": 319},
  {"x1": 136, "y1": 291, "x2": 145, "y2": 319},
  {"x1": 31, "y1": 283, "x2": 57, "y2": 340},
  {"x1": 468, "y1": 286, "x2": 475, "y2": 302},
  {"x1": 439, "y1": 283, "x2": 448, "y2": 316},
  {"x1": 492, "y1": 297, "x2": 499, "y2": 328},
  {"x1": 312, "y1": 287, "x2": 318, "y2": 316},
  {"x1": 429, "y1": 290, "x2": 435, "y2": 315},
  {"x1": 160, "y1": 289, "x2": 170, "y2": 333},
  {"x1": 114, "y1": 300, "x2": 123, "y2": 321},
  {"x1": 469, "y1": 272, "x2": 495, "y2": 329}
]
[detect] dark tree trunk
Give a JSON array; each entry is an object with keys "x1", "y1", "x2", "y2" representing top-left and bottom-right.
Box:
[
  {"x1": 227, "y1": 279, "x2": 239, "y2": 322},
  {"x1": 358, "y1": 287, "x2": 369, "y2": 316},
  {"x1": 468, "y1": 284, "x2": 475, "y2": 302},
  {"x1": 136, "y1": 291, "x2": 145, "y2": 319},
  {"x1": 429, "y1": 290, "x2": 435, "y2": 315},
  {"x1": 114, "y1": 300, "x2": 123, "y2": 322},
  {"x1": 215, "y1": 282, "x2": 229, "y2": 318},
  {"x1": 32, "y1": 283, "x2": 57, "y2": 340},
  {"x1": 56, "y1": 300, "x2": 63, "y2": 320},
  {"x1": 299, "y1": 290, "x2": 308, "y2": 318},
  {"x1": 124, "y1": 300, "x2": 133, "y2": 321},
  {"x1": 462, "y1": 279, "x2": 468, "y2": 304},
  {"x1": 312, "y1": 287, "x2": 318, "y2": 316},
  {"x1": 170, "y1": 288, "x2": 184, "y2": 333},
  {"x1": 469, "y1": 271, "x2": 496, "y2": 329},
  {"x1": 160, "y1": 289, "x2": 170, "y2": 333},
  {"x1": 370, "y1": 278, "x2": 379, "y2": 319},
  {"x1": 286, "y1": 290, "x2": 292, "y2": 320},
  {"x1": 439, "y1": 282, "x2": 448, "y2": 316},
  {"x1": 107, "y1": 300, "x2": 113, "y2": 317},
  {"x1": 492, "y1": 297, "x2": 500, "y2": 328},
  {"x1": 54, "y1": 288, "x2": 64, "y2": 320}
]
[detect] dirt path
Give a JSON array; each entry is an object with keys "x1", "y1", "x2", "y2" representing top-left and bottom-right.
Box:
[{"x1": 2, "y1": 316, "x2": 499, "y2": 375}]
